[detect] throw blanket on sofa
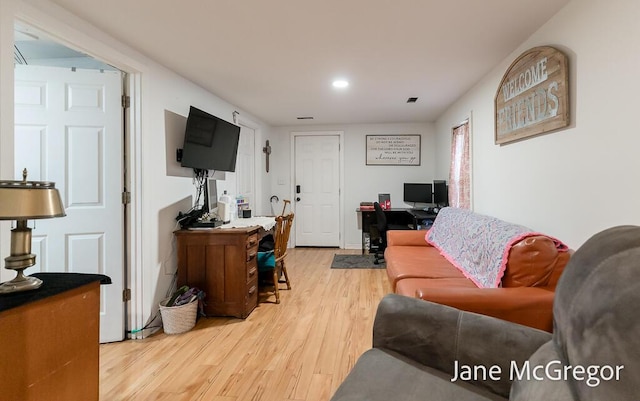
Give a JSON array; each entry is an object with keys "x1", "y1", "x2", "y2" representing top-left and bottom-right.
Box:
[{"x1": 426, "y1": 207, "x2": 568, "y2": 288}]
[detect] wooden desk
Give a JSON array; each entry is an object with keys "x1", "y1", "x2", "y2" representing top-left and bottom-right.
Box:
[
  {"x1": 175, "y1": 226, "x2": 262, "y2": 318},
  {"x1": 0, "y1": 273, "x2": 107, "y2": 401}
]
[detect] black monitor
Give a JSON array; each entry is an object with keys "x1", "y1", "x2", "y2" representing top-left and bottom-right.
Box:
[
  {"x1": 433, "y1": 180, "x2": 448, "y2": 206},
  {"x1": 403, "y1": 183, "x2": 433, "y2": 204},
  {"x1": 180, "y1": 106, "x2": 241, "y2": 172}
]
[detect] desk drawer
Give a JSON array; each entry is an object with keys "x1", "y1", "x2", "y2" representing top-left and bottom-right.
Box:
[
  {"x1": 246, "y1": 233, "x2": 259, "y2": 249},
  {"x1": 247, "y1": 259, "x2": 258, "y2": 283},
  {"x1": 246, "y1": 277, "x2": 258, "y2": 310},
  {"x1": 246, "y1": 246, "x2": 258, "y2": 263},
  {"x1": 246, "y1": 233, "x2": 259, "y2": 284}
]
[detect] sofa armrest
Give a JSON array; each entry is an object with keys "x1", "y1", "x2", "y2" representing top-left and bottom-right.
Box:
[
  {"x1": 386, "y1": 230, "x2": 431, "y2": 247},
  {"x1": 372, "y1": 294, "x2": 551, "y2": 398},
  {"x1": 415, "y1": 287, "x2": 555, "y2": 332}
]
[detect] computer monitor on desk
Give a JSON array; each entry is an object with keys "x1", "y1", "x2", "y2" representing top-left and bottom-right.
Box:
[
  {"x1": 433, "y1": 180, "x2": 448, "y2": 207},
  {"x1": 403, "y1": 183, "x2": 433, "y2": 207}
]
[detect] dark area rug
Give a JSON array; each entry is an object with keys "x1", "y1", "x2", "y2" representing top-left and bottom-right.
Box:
[{"x1": 331, "y1": 254, "x2": 385, "y2": 269}]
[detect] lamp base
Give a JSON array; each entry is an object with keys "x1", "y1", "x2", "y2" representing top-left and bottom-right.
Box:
[{"x1": 0, "y1": 270, "x2": 43, "y2": 294}]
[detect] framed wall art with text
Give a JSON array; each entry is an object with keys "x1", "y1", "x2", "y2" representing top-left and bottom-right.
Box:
[{"x1": 366, "y1": 135, "x2": 421, "y2": 166}]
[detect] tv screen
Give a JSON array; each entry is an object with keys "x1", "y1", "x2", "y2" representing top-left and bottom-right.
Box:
[
  {"x1": 403, "y1": 183, "x2": 433, "y2": 204},
  {"x1": 181, "y1": 106, "x2": 241, "y2": 172},
  {"x1": 433, "y1": 180, "x2": 448, "y2": 206}
]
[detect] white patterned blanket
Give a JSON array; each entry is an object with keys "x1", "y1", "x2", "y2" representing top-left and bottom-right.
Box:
[{"x1": 425, "y1": 207, "x2": 568, "y2": 288}]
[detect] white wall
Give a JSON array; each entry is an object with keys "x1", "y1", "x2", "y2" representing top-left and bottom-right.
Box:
[
  {"x1": 270, "y1": 122, "x2": 436, "y2": 249},
  {"x1": 0, "y1": 0, "x2": 271, "y2": 336},
  {"x1": 435, "y1": 0, "x2": 640, "y2": 249}
]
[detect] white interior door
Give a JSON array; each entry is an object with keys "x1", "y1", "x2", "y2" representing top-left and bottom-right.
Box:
[
  {"x1": 235, "y1": 124, "x2": 256, "y2": 207},
  {"x1": 294, "y1": 135, "x2": 340, "y2": 246},
  {"x1": 14, "y1": 65, "x2": 124, "y2": 343}
]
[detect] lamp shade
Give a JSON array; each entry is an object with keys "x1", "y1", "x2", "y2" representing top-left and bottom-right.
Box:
[{"x1": 0, "y1": 180, "x2": 65, "y2": 220}]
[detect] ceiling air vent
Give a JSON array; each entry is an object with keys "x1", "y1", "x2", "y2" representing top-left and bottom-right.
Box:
[
  {"x1": 296, "y1": 116, "x2": 314, "y2": 120},
  {"x1": 406, "y1": 97, "x2": 418, "y2": 103}
]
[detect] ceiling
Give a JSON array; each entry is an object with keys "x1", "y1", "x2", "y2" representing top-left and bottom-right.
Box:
[{"x1": 41, "y1": 0, "x2": 569, "y2": 126}]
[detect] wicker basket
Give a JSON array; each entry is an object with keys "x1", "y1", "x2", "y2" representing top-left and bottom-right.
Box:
[{"x1": 159, "y1": 297, "x2": 198, "y2": 335}]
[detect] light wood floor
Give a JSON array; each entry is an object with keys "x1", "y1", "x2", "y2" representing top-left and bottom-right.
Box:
[{"x1": 100, "y1": 248, "x2": 392, "y2": 401}]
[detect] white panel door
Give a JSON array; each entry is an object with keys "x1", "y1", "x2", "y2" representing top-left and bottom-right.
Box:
[
  {"x1": 14, "y1": 65, "x2": 124, "y2": 343},
  {"x1": 235, "y1": 124, "x2": 255, "y2": 206},
  {"x1": 294, "y1": 135, "x2": 340, "y2": 246}
]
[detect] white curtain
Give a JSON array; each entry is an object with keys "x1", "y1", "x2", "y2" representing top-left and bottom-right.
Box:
[{"x1": 449, "y1": 121, "x2": 471, "y2": 209}]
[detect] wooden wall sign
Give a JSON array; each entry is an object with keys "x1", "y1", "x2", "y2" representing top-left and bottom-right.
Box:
[{"x1": 495, "y1": 46, "x2": 569, "y2": 144}]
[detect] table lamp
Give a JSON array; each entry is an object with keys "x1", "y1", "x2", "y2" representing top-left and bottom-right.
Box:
[{"x1": 0, "y1": 169, "x2": 65, "y2": 294}]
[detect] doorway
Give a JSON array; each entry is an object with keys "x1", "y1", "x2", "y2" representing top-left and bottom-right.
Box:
[
  {"x1": 13, "y1": 22, "x2": 126, "y2": 343},
  {"x1": 235, "y1": 123, "x2": 256, "y2": 207},
  {"x1": 292, "y1": 132, "x2": 343, "y2": 247},
  {"x1": 214, "y1": 118, "x2": 259, "y2": 216}
]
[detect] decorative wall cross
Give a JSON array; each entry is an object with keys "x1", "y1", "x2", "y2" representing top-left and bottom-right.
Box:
[{"x1": 263, "y1": 140, "x2": 272, "y2": 172}]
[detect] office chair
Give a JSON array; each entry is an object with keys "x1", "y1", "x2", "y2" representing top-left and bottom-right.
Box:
[{"x1": 372, "y1": 202, "x2": 410, "y2": 264}]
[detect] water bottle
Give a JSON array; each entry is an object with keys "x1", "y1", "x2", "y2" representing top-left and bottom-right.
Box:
[{"x1": 218, "y1": 190, "x2": 232, "y2": 222}]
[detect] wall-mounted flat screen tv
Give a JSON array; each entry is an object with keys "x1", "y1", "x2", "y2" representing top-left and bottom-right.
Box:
[{"x1": 180, "y1": 106, "x2": 241, "y2": 172}]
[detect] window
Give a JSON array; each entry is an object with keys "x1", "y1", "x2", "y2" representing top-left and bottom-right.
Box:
[{"x1": 449, "y1": 120, "x2": 471, "y2": 209}]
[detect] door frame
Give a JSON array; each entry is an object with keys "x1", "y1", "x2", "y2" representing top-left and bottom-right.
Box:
[
  {"x1": 237, "y1": 115, "x2": 262, "y2": 215},
  {"x1": 289, "y1": 131, "x2": 345, "y2": 248},
  {"x1": 11, "y1": 7, "x2": 145, "y2": 339}
]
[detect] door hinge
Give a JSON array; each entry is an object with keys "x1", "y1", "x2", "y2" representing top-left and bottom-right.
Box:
[
  {"x1": 122, "y1": 94, "x2": 131, "y2": 109},
  {"x1": 122, "y1": 191, "x2": 131, "y2": 205},
  {"x1": 123, "y1": 288, "x2": 131, "y2": 302}
]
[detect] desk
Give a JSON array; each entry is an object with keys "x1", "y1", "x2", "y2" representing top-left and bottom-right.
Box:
[
  {"x1": 0, "y1": 273, "x2": 109, "y2": 401},
  {"x1": 175, "y1": 217, "x2": 275, "y2": 318},
  {"x1": 357, "y1": 208, "x2": 437, "y2": 253}
]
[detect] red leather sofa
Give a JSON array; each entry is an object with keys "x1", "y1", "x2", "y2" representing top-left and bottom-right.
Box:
[{"x1": 385, "y1": 226, "x2": 570, "y2": 332}]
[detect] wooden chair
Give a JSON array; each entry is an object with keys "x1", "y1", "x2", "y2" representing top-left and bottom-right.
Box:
[
  {"x1": 262, "y1": 212, "x2": 294, "y2": 303},
  {"x1": 280, "y1": 199, "x2": 291, "y2": 216}
]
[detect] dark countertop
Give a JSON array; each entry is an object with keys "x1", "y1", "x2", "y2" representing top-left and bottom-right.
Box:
[{"x1": 0, "y1": 272, "x2": 111, "y2": 313}]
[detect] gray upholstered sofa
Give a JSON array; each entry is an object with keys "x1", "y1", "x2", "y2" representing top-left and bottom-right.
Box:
[{"x1": 330, "y1": 225, "x2": 640, "y2": 401}]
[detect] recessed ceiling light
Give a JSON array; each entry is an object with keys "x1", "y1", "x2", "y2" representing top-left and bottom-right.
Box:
[
  {"x1": 407, "y1": 97, "x2": 418, "y2": 103},
  {"x1": 332, "y1": 80, "x2": 349, "y2": 89}
]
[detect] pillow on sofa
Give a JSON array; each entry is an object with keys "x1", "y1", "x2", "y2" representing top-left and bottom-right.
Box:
[{"x1": 426, "y1": 207, "x2": 568, "y2": 288}]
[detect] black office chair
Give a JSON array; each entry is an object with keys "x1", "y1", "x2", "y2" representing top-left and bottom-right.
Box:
[{"x1": 372, "y1": 202, "x2": 411, "y2": 264}]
